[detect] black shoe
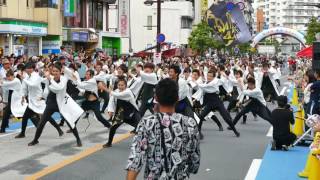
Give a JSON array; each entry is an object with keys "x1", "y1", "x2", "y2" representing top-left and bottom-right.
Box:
[
  {"x1": 59, "y1": 131, "x2": 64, "y2": 137},
  {"x1": 227, "y1": 127, "x2": 232, "y2": 130},
  {"x1": 15, "y1": 133, "x2": 26, "y2": 139},
  {"x1": 28, "y1": 140, "x2": 39, "y2": 146},
  {"x1": 219, "y1": 126, "x2": 224, "y2": 131},
  {"x1": 199, "y1": 132, "x2": 204, "y2": 140},
  {"x1": 84, "y1": 113, "x2": 89, "y2": 119},
  {"x1": 271, "y1": 140, "x2": 277, "y2": 150},
  {"x1": 235, "y1": 131, "x2": 240, "y2": 137},
  {"x1": 77, "y1": 139, "x2": 82, "y2": 147},
  {"x1": 59, "y1": 122, "x2": 64, "y2": 127},
  {"x1": 103, "y1": 143, "x2": 112, "y2": 148},
  {"x1": 0, "y1": 129, "x2": 5, "y2": 133},
  {"x1": 66, "y1": 129, "x2": 72, "y2": 133}
]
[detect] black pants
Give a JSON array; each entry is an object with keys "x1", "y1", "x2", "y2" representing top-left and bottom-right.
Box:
[
  {"x1": 198, "y1": 100, "x2": 237, "y2": 133},
  {"x1": 31, "y1": 107, "x2": 81, "y2": 143},
  {"x1": 99, "y1": 91, "x2": 109, "y2": 113},
  {"x1": 176, "y1": 99, "x2": 194, "y2": 118},
  {"x1": 1, "y1": 104, "x2": 11, "y2": 132},
  {"x1": 139, "y1": 100, "x2": 154, "y2": 117},
  {"x1": 82, "y1": 100, "x2": 111, "y2": 127},
  {"x1": 233, "y1": 99, "x2": 272, "y2": 126},
  {"x1": 20, "y1": 107, "x2": 39, "y2": 135},
  {"x1": 106, "y1": 112, "x2": 140, "y2": 145},
  {"x1": 274, "y1": 133, "x2": 296, "y2": 149},
  {"x1": 276, "y1": 79, "x2": 280, "y2": 87}
]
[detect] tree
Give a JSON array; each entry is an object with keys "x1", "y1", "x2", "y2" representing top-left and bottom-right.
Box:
[
  {"x1": 306, "y1": 17, "x2": 320, "y2": 45},
  {"x1": 188, "y1": 22, "x2": 216, "y2": 56}
]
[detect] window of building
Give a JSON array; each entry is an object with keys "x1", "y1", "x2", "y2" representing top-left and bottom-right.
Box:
[
  {"x1": 88, "y1": 0, "x2": 103, "y2": 30},
  {"x1": 35, "y1": 0, "x2": 58, "y2": 8},
  {"x1": 0, "y1": 0, "x2": 6, "y2": 5},
  {"x1": 296, "y1": 10, "x2": 302, "y2": 15},
  {"x1": 181, "y1": 16, "x2": 192, "y2": 29},
  {"x1": 64, "y1": 0, "x2": 86, "y2": 28},
  {"x1": 147, "y1": 16, "x2": 152, "y2": 30}
]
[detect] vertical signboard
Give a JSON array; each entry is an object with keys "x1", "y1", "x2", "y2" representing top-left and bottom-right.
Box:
[
  {"x1": 119, "y1": 0, "x2": 129, "y2": 37},
  {"x1": 201, "y1": 0, "x2": 208, "y2": 18},
  {"x1": 64, "y1": 0, "x2": 76, "y2": 17}
]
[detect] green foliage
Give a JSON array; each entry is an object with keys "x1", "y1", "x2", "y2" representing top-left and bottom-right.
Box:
[
  {"x1": 306, "y1": 17, "x2": 320, "y2": 45},
  {"x1": 188, "y1": 22, "x2": 216, "y2": 55}
]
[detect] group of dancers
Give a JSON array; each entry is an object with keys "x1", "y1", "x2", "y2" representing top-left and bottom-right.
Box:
[{"x1": 0, "y1": 55, "x2": 283, "y2": 147}]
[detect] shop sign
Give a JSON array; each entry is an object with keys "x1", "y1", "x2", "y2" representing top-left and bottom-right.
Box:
[
  {"x1": 71, "y1": 32, "x2": 88, "y2": 42},
  {"x1": 64, "y1": 0, "x2": 76, "y2": 17},
  {"x1": 119, "y1": 0, "x2": 129, "y2": 37},
  {"x1": 89, "y1": 33, "x2": 99, "y2": 42},
  {"x1": 0, "y1": 24, "x2": 47, "y2": 36},
  {"x1": 42, "y1": 40, "x2": 61, "y2": 54}
]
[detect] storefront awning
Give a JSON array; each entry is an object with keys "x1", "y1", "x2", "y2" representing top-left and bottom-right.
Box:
[{"x1": 296, "y1": 46, "x2": 313, "y2": 58}]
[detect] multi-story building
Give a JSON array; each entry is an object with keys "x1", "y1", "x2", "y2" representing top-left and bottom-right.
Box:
[
  {"x1": 253, "y1": 0, "x2": 320, "y2": 34},
  {"x1": 128, "y1": 0, "x2": 195, "y2": 53},
  {"x1": 62, "y1": 0, "x2": 122, "y2": 58},
  {"x1": 0, "y1": 0, "x2": 63, "y2": 57}
]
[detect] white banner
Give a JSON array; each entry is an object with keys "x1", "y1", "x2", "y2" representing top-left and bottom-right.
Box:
[{"x1": 119, "y1": 0, "x2": 130, "y2": 37}]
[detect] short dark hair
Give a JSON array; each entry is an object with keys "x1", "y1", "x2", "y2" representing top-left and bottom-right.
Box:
[
  {"x1": 277, "y1": 95, "x2": 288, "y2": 108},
  {"x1": 236, "y1": 70, "x2": 243, "y2": 77},
  {"x1": 169, "y1": 65, "x2": 181, "y2": 75},
  {"x1": 247, "y1": 77, "x2": 255, "y2": 85},
  {"x1": 117, "y1": 76, "x2": 127, "y2": 87},
  {"x1": 207, "y1": 68, "x2": 217, "y2": 76},
  {"x1": 6, "y1": 69, "x2": 14, "y2": 77},
  {"x1": 25, "y1": 62, "x2": 35, "y2": 69},
  {"x1": 192, "y1": 69, "x2": 200, "y2": 76},
  {"x1": 87, "y1": 69, "x2": 95, "y2": 77},
  {"x1": 53, "y1": 62, "x2": 62, "y2": 71},
  {"x1": 144, "y1": 62, "x2": 155, "y2": 70},
  {"x1": 118, "y1": 64, "x2": 128, "y2": 73},
  {"x1": 156, "y1": 78, "x2": 178, "y2": 106}
]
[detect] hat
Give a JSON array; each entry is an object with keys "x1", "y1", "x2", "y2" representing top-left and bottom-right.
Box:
[{"x1": 2, "y1": 59, "x2": 9, "y2": 64}]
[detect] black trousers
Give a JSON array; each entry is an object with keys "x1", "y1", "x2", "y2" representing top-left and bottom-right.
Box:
[
  {"x1": 106, "y1": 112, "x2": 140, "y2": 145},
  {"x1": 139, "y1": 100, "x2": 154, "y2": 117},
  {"x1": 82, "y1": 100, "x2": 111, "y2": 127},
  {"x1": 233, "y1": 99, "x2": 272, "y2": 126},
  {"x1": 31, "y1": 107, "x2": 80, "y2": 143},
  {"x1": 1, "y1": 104, "x2": 11, "y2": 131},
  {"x1": 20, "y1": 107, "x2": 39, "y2": 135},
  {"x1": 198, "y1": 99, "x2": 237, "y2": 133},
  {"x1": 99, "y1": 91, "x2": 109, "y2": 113}
]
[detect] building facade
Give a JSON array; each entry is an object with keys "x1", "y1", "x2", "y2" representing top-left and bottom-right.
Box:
[
  {"x1": 0, "y1": 0, "x2": 62, "y2": 57},
  {"x1": 127, "y1": 0, "x2": 194, "y2": 53},
  {"x1": 253, "y1": 0, "x2": 320, "y2": 34}
]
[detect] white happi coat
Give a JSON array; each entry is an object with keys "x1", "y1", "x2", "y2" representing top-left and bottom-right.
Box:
[
  {"x1": 1, "y1": 78, "x2": 28, "y2": 117},
  {"x1": 192, "y1": 78, "x2": 222, "y2": 105},
  {"x1": 107, "y1": 88, "x2": 139, "y2": 113},
  {"x1": 256, "y1": 70, "x2": 280, "y2": 96},
  {"x1": 43, "y1": 76, "x2": 84, "y2": 129},
  {"x1": 22, "y1": 72, "x2": 46, "y2": 114}
]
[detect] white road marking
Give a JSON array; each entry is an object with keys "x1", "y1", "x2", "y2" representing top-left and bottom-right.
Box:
[
  {"x1": 267, "y1": 127, "x2": 273, "y2": 137},
  {"x1": 244, "y1": 159, "x2": 262, "y2": 180},
  {"x1": 0, "y1": 126, "x2": 35, "y2": 138},
  {"x1": 280, "y1": 87, "x2": 287, "y2": 95}
]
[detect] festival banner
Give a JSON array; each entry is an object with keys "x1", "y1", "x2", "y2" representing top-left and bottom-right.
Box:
[
  {"x1": 207, "y1": 1, "x2": 251, "y2": 46},
  {"x1": 119, "y1": 0, "x2": 130, "y2": 37}
]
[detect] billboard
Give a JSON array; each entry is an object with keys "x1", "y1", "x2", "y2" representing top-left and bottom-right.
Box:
[
  {"x1": 206, "y1": 1, "x2": 251, "y2": 46},
  {"x1": 64, "y1": 0, "x2": 76, "y2": 17}
]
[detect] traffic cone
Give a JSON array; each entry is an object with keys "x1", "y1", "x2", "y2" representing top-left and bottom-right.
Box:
[
  {"x1": 298, "y1": 153, "x2": 312, "y2": 178},
  {"x1": 293, "y1": 105, "x2": 304, "y2": 137},
  {"x1": 308, "y1": 151, "x2": 320, "y2": 180},
  {"x1": 291, "y1": 87, "x2": 299, "y2": 106}
]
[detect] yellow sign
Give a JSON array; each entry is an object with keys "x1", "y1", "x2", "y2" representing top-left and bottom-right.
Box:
[{"x1": 201, "y1": 0, "x2": 208, "y2": 17}]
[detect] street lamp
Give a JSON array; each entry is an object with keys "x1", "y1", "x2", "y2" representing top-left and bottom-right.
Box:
[{"x1": 144, "y1": 0, "x2": 163, "y2": 53}]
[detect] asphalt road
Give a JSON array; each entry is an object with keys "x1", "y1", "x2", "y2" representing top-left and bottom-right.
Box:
[{"x1": 42, "y1": 111, "x2": 272, "y2": 180}]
